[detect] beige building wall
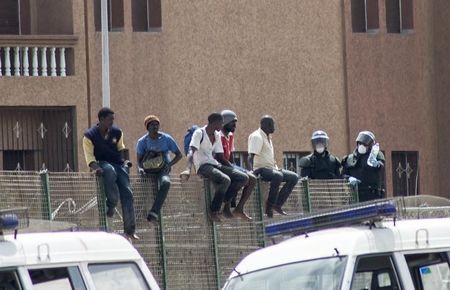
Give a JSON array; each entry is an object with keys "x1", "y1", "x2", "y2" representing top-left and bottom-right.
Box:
[
  {"x1": 85, "y1": 0, "x2": 348, "y2": 173},
  {"x1": 343, "y1": 0, "x2": 439, "y2": 196},
  {"x1": 433, "y1": 0, "x2": 450, "y2": 197},
  {"x1": 2, "y1": 0, "x2": 449, "y2": 197},
  {"x1": 0, "y1": 0, "x2": 88, "y2": 171}
]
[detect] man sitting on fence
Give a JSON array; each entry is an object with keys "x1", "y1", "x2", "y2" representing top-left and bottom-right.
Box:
[
  {"x1": 136, "y1": 115, "x2": 182, "y2": 224},
  {"x1": 82, "y1": 107, "x2": 139, "y2": 240},
  {"x1": 188, "y1": 112, "x2": 248, "y2": 222},
  {"x1": 248, "y1": 115, "x2": 299, "y2": 217},
  {"x1": 215, "y1": 110, "x2": 255, "y2": 220}
]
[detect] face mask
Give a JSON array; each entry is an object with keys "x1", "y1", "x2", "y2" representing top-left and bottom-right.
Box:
[
  {"x1": 357, "y1": 144, "x2": 367, "y2": 155},
  {"x1": 315, "y1": 145, "x2": 325, "y2": 154}
]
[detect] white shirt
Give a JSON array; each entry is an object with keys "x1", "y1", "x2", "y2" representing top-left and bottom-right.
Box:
[
  {"x1": 248, "y1": 128, "x2": 277, "y2": 170},
  {"x1": 190, "y1": 127, "x2": 223, "y2": 172}
]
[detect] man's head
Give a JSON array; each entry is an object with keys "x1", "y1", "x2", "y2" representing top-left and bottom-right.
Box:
[
  {"x1": 355, "y1": 131, "x2": 375, "y2": 154},
  {"x1": 97, "y1": 107, "x2": 114, "y2": 129},
  {"x1": 221, "y1": 110, "x2": 237, "y2": 133},
  {"x1": 311, "y1": 130, "x2": 329, "y2": 154},
  {"x1": 208, "y1": 112, "x2": 224, "y2": 131},
  {"x1": 260, "y1": 115, "x2": 275, "y2": 134},
  {"x1": 144, "y1": 115, "x2": 160, "y2": 134}
]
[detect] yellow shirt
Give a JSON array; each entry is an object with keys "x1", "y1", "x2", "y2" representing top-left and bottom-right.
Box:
[
  {"x1": 248, "y1": 128, "x2": 277, "y2": 170},
  {"x1": 82, "y1": 134, "x2": 125, "y2": 167}
]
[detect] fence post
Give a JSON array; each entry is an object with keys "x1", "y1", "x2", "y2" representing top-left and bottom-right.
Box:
[
  {"x1": 203, "y1": 179, "x2": 221, "y2": 289},
  {"x1": 302, "y1": 178, "x2": 312, "y2": 213},
  {"x1": 39, "y1": 170, "x2": 52, "y2": 220},
  {"x1": 255, "y1": 179, "x2": 266, "y2": 248},
  {"x1": 95, "y1": 176, "x2": 108, "y2": 231},
  {"x1": 153, "y1": 178, "x2": 168, "y2": 290},
  {"x1": 350, "y1": 183, "x2": 359, "y2": 203}
]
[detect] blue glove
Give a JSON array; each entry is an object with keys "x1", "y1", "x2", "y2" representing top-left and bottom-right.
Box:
[
  {"x1": 367, "y1": 143, "x2": 381, "y2": 167},
  {"x1": 348, "y1": 176, "x2": 361, "y2": 186}
]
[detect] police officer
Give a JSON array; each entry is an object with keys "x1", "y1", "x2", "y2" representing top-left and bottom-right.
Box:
[
  {"x1": 342, "y1": 131, "x2": 385, "y2": 202},
  {"x1": 299, "y1": 130, "x2": 341, "y2": 179}
]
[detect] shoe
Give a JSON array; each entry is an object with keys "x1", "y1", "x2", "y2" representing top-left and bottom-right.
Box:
[
  {"x1": 265, "y1": 203, "x2": 274, "y2": 218},
  {"x1": 146, "y1": 211, "x2": 159, "y2": 225},
  {"x1": 273, "y1": 205, "x2": 288, "y2": 216},
  {"x1": 125, "y1": 233, "x2": 140, "y2": 241},
  {"x1": 233, "y1": 209, "x2": 252, "y2": 221},
  {"x1": 209, "y1": 211, "x2": 222, "y2": 223},
  {"x1": 106, "y1": 207, "x2": 115, "y2": 218}
]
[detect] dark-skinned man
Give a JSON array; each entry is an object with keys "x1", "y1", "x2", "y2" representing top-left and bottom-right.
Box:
[
  {"x1": 248, "y1": 115, "x2": 299, "y2": 217},
  {"x1": 136, "y1": 115, "x2": 182, "y2": 224},
  {"x1": 82, "y1": 107, "x2": 139, "y2": 240},
  {"x1": 214, "y1": 110, "x2": 255, "y2": 220},
  {"x1": 188, "y1": 112, "x2": 247, "y2": 222}
]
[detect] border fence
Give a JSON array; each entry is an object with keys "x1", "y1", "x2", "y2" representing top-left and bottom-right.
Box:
[{"x1": 0, "y1": 171, "x2": 357, "y2": 289}]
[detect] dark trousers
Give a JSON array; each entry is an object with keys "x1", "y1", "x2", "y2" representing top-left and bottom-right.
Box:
[
  {"x1": 98, "y1": 161, "x2": 136, "y2": 235},
  {"x1": 254, "y1": 168, "x2": 299, "y2": 207},
  {"x1": 149, "y1": 171, "x2": 171, "y2": 215},
  {"x1": 198, "y1": 163, "x2": 248, "y2": 212}
]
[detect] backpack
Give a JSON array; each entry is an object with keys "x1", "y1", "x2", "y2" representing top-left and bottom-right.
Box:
[{"x1": 183, "y1": 125, "x2": 204, "y2": 156}]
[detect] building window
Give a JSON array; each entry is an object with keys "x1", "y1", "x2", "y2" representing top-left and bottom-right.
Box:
[
  {"x1": 232, "y1": 151, "x2": 248, "y2": 169},
  {"x1": 386, "y1": 0, "x2": 414, "y2": 33},
  {"x1": 0, "y1": 0, "x2": 74, "y2": 35},
  {"x1": 283, "y1": 152, "x2": 309, "y2": 174},
  {"x1": 351, "y1": 0, "x2": 379, "y2": 33},
  {"x1": 132, "y1": 0, "x2": 162, "y2": 31},
  {"x1": 94, "y1": 0, "x2": 124, "y2": 32},
  {"x1": 391, "y1": 151, "x2": 419, "y2": 196}
]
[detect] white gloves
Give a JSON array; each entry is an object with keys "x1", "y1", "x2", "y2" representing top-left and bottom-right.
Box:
[
  {"x1": 348, "y1": 176, "x2": 361, "y2": 186},
  {"x1": 367, "y1": 143, "x2": 381, "y2": 167}
]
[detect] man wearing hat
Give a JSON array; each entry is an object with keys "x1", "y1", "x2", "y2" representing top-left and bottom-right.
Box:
[
  {"x1": 215, "y1": 110, "x2": 255, "y2": 220},
  {"x1": 136, "y1": 115, "x2": 182, "y2": 223}
]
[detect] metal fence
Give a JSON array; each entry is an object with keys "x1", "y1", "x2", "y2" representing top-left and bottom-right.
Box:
[{"x1": 0, "y1": 171, "x2": 356, "y2": 290}]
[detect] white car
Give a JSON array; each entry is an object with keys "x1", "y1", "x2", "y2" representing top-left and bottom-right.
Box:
[
  {"x1": 0, "y1": 212, "x2": 160, "y2": 290},
  {"x1": 222, "y1": 200, "x2": 450, "y2": 290}
]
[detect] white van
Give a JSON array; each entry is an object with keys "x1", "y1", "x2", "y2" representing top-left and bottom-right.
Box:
[
  {"x1": 0, "y1": 212, "x2": 160, "y2": 290},
  {"x1": 222, "y1": 200, "x2": 450, "y2": 290}
]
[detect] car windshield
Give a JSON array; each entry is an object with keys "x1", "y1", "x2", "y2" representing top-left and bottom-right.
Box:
[{"x1": 223, "y1": 256, "x2": 347, "y2": 290}]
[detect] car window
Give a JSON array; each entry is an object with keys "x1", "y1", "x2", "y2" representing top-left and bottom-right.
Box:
[
  {"x1": 88, "y1": 263, "x2": 150, "y2": 290},
  {"x1": 405, "y1": 252, "x2": 450, "y2": 290},
  {"x1": 351, "y1": 255, "x2": 401, "y2": 290},
  {"x1": 28, "y1": 266, "x2": 86, "y2": 290},
  {"x1": 0, "y1": 270, "x2": 22, "y2": 290}
]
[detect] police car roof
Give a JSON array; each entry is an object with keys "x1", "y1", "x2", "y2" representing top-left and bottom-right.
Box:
[
  {"x1": 0, "y1": 231, "x2": 142, "y2": 267},
  {"x1": 233, "y1": 218, "x2": 450, "y2": 276}
]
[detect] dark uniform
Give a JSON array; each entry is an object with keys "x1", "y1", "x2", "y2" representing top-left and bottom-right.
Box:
[
  {"x1": 342, "y1": 150, "x2": 385, "y2": 202},
  {"x1": 299, "y1": 151, "x2": 341, "y2": 179}
]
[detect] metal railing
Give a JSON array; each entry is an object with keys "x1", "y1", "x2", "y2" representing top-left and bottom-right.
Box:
[{"x1": 0, "y1": 171, "x2": 357, "y2": 289}]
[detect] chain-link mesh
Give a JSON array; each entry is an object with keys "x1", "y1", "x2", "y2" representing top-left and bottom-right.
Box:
[
  {"x1": 0, "y1": 171, "x2": 363, "y2": 290},
  {"x1": 163, "y1": 176, "x2": 217, "y2": 290},
  {"x1": 47, "y1": 172, "x2": 101, "y2": 230},
  {"x1": 307, "y1": 179, "x2": 357, "y2": 211},
  {"x1": 0, "y1": 171, "x2": 45, "y2": 219}
]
